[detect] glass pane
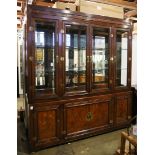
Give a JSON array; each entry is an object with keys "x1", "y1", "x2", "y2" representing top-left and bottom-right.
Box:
[
  {"x1": 92, "y1": 27, "x2": 109, "y2": 89},
  {"x1": 35, "y1": 22, "x2": 56, "y2": 93},
  {"x1": 116, "y1": 30, "x2": 128, "y2": 87},
  {"x1": 65, "y1": 25, "x2": 86, "y2": 92}
]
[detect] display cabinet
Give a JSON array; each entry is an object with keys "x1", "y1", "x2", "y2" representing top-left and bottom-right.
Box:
[{"x1": 24, "y1": 5, "x2": 133, "y2": 151}]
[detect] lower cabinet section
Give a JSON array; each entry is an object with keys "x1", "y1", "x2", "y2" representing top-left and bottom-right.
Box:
[
  {"x1": 32, "y1": 104, "x2": 61, "y2": 148},
  {"x1": 64, "y1": 95, "x2": 113, "y2": 139},
  {"x1": 28, "y1": 91, "x2": 132, "y2": 150},
  {"x1": 114, "y1": 92, "x2": 132, "y2": 126}
]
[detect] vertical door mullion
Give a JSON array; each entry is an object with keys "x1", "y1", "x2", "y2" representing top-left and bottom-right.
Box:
[
  {"x1": 87, "y1": 25, "x2": 92, "y2": 92},
  {"x1": 109, "y1": 27, "x2": 113, "y2": 90},
  {"x1": 29, "y1": 19, "x2": 35, "y2": 99},
  {"x1": 55, "y1": 20, "x2": 60, "y2": 96},
  {"x1": 110, "y1": 27, "x2": 116, "y2": 90},
  {"x1": 57, "y1": 20, "x2": 65, "y2": 96},
  {"x1": 127, "y1": 30, "x2": 132, "y2": 88}
]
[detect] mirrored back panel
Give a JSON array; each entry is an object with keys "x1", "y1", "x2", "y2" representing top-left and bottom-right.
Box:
[
  {"x1": 92, "y1": 27, "x2": 110, "y2": 90},
  {"x1": 65, "y1": 24, "x2": 87, "y2": 92},
  {"x1": 115, "y1": 29, "x2": 128, "y2": 87},
  {"x1": 35, "y1": 21, "x2": 56, "y2": 94}
]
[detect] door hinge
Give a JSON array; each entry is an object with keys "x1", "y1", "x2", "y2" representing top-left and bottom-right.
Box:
[
  {"x1": 110, "y1": 57, "x2": 114, "y2": 61},
  {"x1": 29, "y1": 26, "x2": 34, "y2": 32},
  {"x1": 29, "y1": 56, "x2": 33, "y2": 62},
  {"x1": 110, "y1": 34, "x2": 113, "y2": 38},
  {"x1": 60, "y1": 57, "x2": 64, "y2": 62},
  {"x1": 129, "y1": 57, "x2": 132, "y2": 61},
  {"x1": 56, "y1": 55, "x2": 59, "y2": 63},
  {"x1": 87, "y1": 56, "x2": 89, "y2": 63},
  {"x1": 60, "y1": 29, "x2": 64, "y2": 34}
]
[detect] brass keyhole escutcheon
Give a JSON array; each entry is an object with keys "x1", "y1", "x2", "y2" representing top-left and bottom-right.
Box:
[{"x1": 86, "y1": 112, "x2": 93, "y2": 121}]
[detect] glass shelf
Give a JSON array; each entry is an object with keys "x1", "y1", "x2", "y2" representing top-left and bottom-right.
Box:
[
  {"x1": 92, "y1": 27, "x2": 110, "y2": 88},
  {"x1": 34, "y1": 21, "x2": 56, "y2": 94},
  {"x1": 116, "y1": 30, "x2": 128, "y2": 87},
  {"x1": 65, "y1": 24, "x2": 87, "y2": 92}
]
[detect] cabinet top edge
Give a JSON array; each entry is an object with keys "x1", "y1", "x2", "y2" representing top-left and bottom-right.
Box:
[{"x1": 27, "y1": 5, "x2": 132, "y2": 27}]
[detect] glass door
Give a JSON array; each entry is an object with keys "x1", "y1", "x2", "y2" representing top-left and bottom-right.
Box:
[
  {"x1": 92, "y1": 27, "x2": 110, "y2": 90},
  {"x1": 65, "y1": 24, "x2": 87, "y2": 93},
  {"x1": 34, "y1": 21, "x2": 57, "y2": 95},
  {"x1": 115, "y1": 29, "x2": 128, "y2": 88}
]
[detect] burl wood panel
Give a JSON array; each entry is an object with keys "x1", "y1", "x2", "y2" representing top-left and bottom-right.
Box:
[
  {"x1": 66, "y1": 100, "x2": 109, "y2": 134},
  {"x1": 87, "y1": 101, "x2": 109, "y2": 129},
  {"x1": 37, "y1": 110, "x2": 56, "y2": 141},
  {"x1": 116, "y1": 96, "x2": 128, "y2": 124},
  {"x1": 66, "y1": 104, "x2": 89, "y2": 134}
]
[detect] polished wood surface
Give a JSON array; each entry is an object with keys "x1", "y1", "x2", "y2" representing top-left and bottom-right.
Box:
[
  {"x1": 37, "y1": 110, "x2": 56, "y2": 140},
  {"x1": 64, "y1": 95, "x2": 112, "y2": 136},
  {"x1": 25, "y1": 5, "x2": 133, "y2": 151},
  {"x1": 116, "y1": 97, "x2": 128, "y2": 123},
  {"x1": 115, "y1": 92, "x2": 132, "y2": 126},
  {"x1": 33, "y1": 104, "x2": 61, "y2": 148}
]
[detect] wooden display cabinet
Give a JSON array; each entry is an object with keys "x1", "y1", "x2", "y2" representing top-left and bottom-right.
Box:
[{"x1": 24, "y1": 5, "x2": 133, "y2": 151}]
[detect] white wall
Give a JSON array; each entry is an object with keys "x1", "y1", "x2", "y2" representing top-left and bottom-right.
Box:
[{"x1": 131, "y1": 34, "x2": 137, "y2": 86}]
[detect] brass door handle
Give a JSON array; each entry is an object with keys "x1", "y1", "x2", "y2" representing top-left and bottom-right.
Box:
[
  {"x1": 110, "y1": 57, "x2": 114, "y2": 61},
  {"x1": 56, "y1": 56, "x2": 59, "y2": 63},
  {"x1": 29, "y1": 56, "x2": 33, "y2": 62},
  {"x1": 86, "y1": 112, "x2": 93, "y2": 121},
  {"x1": 60, "y1": 57, "x2": 64, "y2": 62}
]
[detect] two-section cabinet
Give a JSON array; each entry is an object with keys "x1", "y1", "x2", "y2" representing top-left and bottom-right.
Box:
[{"x1": 24, "y1": 5, "x2": 133, "y2": 150}]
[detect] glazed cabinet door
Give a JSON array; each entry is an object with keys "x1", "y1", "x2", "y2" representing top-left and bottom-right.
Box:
[
  {"x1": 114, "y1": 92, "x2": 132, "y2": 126},
  {"x1": 90, "y1": 26, "x2": 112, "y2": 92},
  {"x1": 33, "y1": 104, "x2": 61, "y2": 148},
  {"x1": 113, "y1": 28, "x2": 132, "y2": 90},
  {"x1": 30, "y1": 19, "x2": 60, "y2": 98},
  {"x1": 63, "y1": 23, "x2": 88, "y2": 95},
  {"x1": 64, "y1": 95, "x2": 113, "y2": 140}
]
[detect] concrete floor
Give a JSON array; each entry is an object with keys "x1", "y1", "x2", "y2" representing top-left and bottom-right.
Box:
[{"x1": 17, "y1": 119, "x2": 126, "y2": 155}]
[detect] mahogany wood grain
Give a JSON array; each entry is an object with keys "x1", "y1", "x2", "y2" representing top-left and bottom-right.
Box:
[
  {"x1": 115, "y1": 92, "x2": 132, "y2": 126},
  {"x1": 64, "y1": 95, "x2": 112, "y2": 137},
  {"x1": 25, "y1": 5, "x2": 133, "y2": 150},
  {"x1": 37, "y1": 110, "x2": 56, "y2": 140}
]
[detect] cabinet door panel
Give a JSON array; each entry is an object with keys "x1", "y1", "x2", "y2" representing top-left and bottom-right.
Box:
[
  {"x1": 115, "y1": 29, "x2": 129, "y2": 88},
  {"x1": 87, "y1": 101, "x2": 109, "y2": 128},
  {"x1": 115, "y1": 92, "x2": 132, "y2": 125},
  {"x1": 65, "y1": 24, "x2": 87, "y2": 93},
  {"x1": 64, "y1": 96, "x2": 112, "y2": 138},
  {"x1": 91, "y1": 26, "x2": 110, "y2": 91},
  {"x1": 116, "y1": 97, "x2": 128, "y2": 123},
  {"x1": 65, "y1": 103, "x2": 89, "y2": 134},
  {"x1": 34, "y1": 105, "x2": 60, "y2": 146},
  {"x1": 37, "y1": 110, "x2": 56, "y2": 140},
  {"x1": 34, "y1": 20, "x2": 58, "y2": 97}
]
